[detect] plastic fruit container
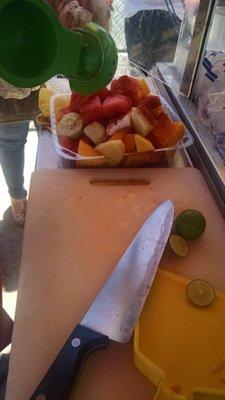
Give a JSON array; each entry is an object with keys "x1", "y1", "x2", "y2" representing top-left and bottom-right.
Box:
[{"x1": 50, "y1": 91, "x2": 193, "y2": 168}]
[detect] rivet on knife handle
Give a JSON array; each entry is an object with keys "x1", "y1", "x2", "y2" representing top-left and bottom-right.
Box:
[{"x1": 29, "y1": 325, "x2": 109, "y2": 400}]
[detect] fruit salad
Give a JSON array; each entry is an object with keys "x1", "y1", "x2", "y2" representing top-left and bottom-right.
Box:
[{"x1": 52, "y1": 75, "x2": 186, "y2": 167}]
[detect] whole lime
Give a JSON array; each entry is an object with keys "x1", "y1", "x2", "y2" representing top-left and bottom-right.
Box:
[{"x1": 175, "y1": 209, "x2": 206, "y2": 240}]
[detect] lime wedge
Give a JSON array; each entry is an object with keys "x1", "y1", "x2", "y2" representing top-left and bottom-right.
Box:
[
  {"x1": 169, "y1": 235, "x2": 189, "y2": 257},
  {"x1": 187, "y1": 279, "x2": 215, "y2": 307}
]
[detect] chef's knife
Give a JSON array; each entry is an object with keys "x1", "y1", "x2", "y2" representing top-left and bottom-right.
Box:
[{"x1": 30, "y1": 200, "x2": 174, "y2": 400}]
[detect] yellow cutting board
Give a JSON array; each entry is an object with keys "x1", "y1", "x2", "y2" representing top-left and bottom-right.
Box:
[
  {"x1": 5, "y1": 168, "x2": 225, "y2": 400},
  {"x1": 135, "y1": 269, "x2": 225, "y2": 400}
]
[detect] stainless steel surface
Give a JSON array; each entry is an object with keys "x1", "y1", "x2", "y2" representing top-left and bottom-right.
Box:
[
  {"x1": 165, "y1": 85, "x2": 225, "y2": 217},
  {"x1": 81, "y1": 200, "x2": 174, "y2": 343}
]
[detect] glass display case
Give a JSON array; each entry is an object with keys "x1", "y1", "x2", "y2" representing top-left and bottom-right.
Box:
[{"x1": 110, "y1": 0, "x2": 224, "y2": 214}]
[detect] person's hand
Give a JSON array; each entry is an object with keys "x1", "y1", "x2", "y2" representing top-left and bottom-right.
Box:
[
  {"x1": 59, "y1": 1, "x2": 93, "y2": 29},
  {"x1": 47, "y1": 0, "x2": 111, "y2": 30}
]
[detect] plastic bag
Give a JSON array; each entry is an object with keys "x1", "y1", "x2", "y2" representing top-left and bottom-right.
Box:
[
  {"x1": 194, "y1": 50, "x2": 225, "y2": 160},
  {"x1": 194, "y1": 51, "x2": 225, "y2": 129}
]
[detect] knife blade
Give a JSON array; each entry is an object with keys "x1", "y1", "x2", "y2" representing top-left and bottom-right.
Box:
[{"x1": 30, "y1": 200, "x2": 174, "y2": 400}]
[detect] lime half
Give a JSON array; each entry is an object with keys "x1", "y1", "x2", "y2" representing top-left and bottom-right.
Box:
[
  {"x1": 187, "y1": 279, "x2": 215, "y2": 307},
  {"x1": 169, "y1": 235, "x2": 189, "y2": 257},
  {"x1": 175, "y1": 209, "x2": 206, "y2": 240}
]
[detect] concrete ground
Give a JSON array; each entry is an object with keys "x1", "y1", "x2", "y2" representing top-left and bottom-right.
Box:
[
  {"x1": 0, "y1": 123, "x2": 38, "y2": 320},
  {"x1": 0, "y1": 123, "x2": 37, "y2": 398}
]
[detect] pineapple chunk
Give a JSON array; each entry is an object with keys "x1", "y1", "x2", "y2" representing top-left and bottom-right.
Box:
[
  {"x1": 131, "y1": 107, "x2": 153, "y2": 137},
  {"x1": 38, "y1": 88, "x2": 55, "y2": 117},
  {"x1": 140, "y1": 79, "x2": 150, "y2": 95},
  {"x1": 135, "y1": 135, "x2": 154, "y2": 152},
  {"x1": 84, "y1": 122, "x2": 106, "y2": 145},
  {"x1": 136, "y1": 79, "x2": 150, "y2": 102},
  {"x1": 95, "y1": 140, "x2": 125, "y2": 166}
]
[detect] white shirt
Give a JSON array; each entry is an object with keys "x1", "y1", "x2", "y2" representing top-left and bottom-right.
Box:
[{"x1": 124, "y1": 0, "x2": 184, "y2": 20}]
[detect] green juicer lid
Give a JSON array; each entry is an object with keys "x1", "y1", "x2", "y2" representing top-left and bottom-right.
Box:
[{"x1": 0, "y1": 0, "x2": 118, "y2": 94}]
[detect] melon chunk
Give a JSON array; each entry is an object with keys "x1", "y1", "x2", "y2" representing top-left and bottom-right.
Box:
[
  {"x1": 135, "y1": 135, "x2": 154, "y2": 152},
  {"x1": 131, "y1": 107, "x2": 153, "y2": 137},
  {"x1": 84, "y1": 122, "x2": 106, "y2": 145},
  {"x1": 78, "y1": 139, "x2": 100, "y2": 157},
  {"x1": 95, "y1": 140, "x2": 125, "y2": 166}
]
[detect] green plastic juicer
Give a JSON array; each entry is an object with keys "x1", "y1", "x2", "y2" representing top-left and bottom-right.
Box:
[{"x1": 0, "y1": 0, "x2": 118, "y2": 94}]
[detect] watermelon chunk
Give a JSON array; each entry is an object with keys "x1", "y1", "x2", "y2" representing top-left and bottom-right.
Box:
[
  {"x1": 110, "y1": 75, "x2": 140, "y2": 104},
  {"x1": 79, "y1": 96, "x2": 104, "y2": 126},
  {"x1": 97, "y1": 88, "x2": 111, "y2": 101},
  {"x1": 69, "y1": 92, "x2": 95, "y2": 112},
  {"x1": 103, "y1": 95, "x2": 131, "y2": 120},
  {"x1": 60, "y1": 136, "x2": 79, "y2": 152},
  {"x1": 143, "y1": 95, "x2": 161, "y2": 110}
]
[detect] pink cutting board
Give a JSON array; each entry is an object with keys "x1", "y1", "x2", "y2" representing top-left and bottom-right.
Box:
[{"x1": 6, "y1": 168, "x2": 225, "y2": 400}]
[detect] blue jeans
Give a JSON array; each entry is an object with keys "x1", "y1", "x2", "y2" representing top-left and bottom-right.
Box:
[{"x1": 0, "y1": 121, "x2": 29, "y2": 199}]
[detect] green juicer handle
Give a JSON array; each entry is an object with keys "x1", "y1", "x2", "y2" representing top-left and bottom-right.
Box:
[
  {"x1": 0, "y1": 0, "x2": 118, "y2": 94},
  {"x1": 63, "y1": 22, "x2": 118, "y2": 94}
]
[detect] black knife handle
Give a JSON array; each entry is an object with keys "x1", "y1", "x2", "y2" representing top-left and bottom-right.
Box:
[{"x1": 29, "y1": 325, "x2": 109, "y2": 400}]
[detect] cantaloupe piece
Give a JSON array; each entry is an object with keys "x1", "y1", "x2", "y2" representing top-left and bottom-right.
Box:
[
  {"x1": 77, "y1": 139, "x2": 106, "y2": 167},
  {"x1": 78, "y1": 139, "x2": 99, "y2": 157},
  {"x1": 135, "y1": 134, "x2": 154, "y2": 152},
  {"x1": 95, "y1": 140, "x2": 125, "y2": 166}
]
